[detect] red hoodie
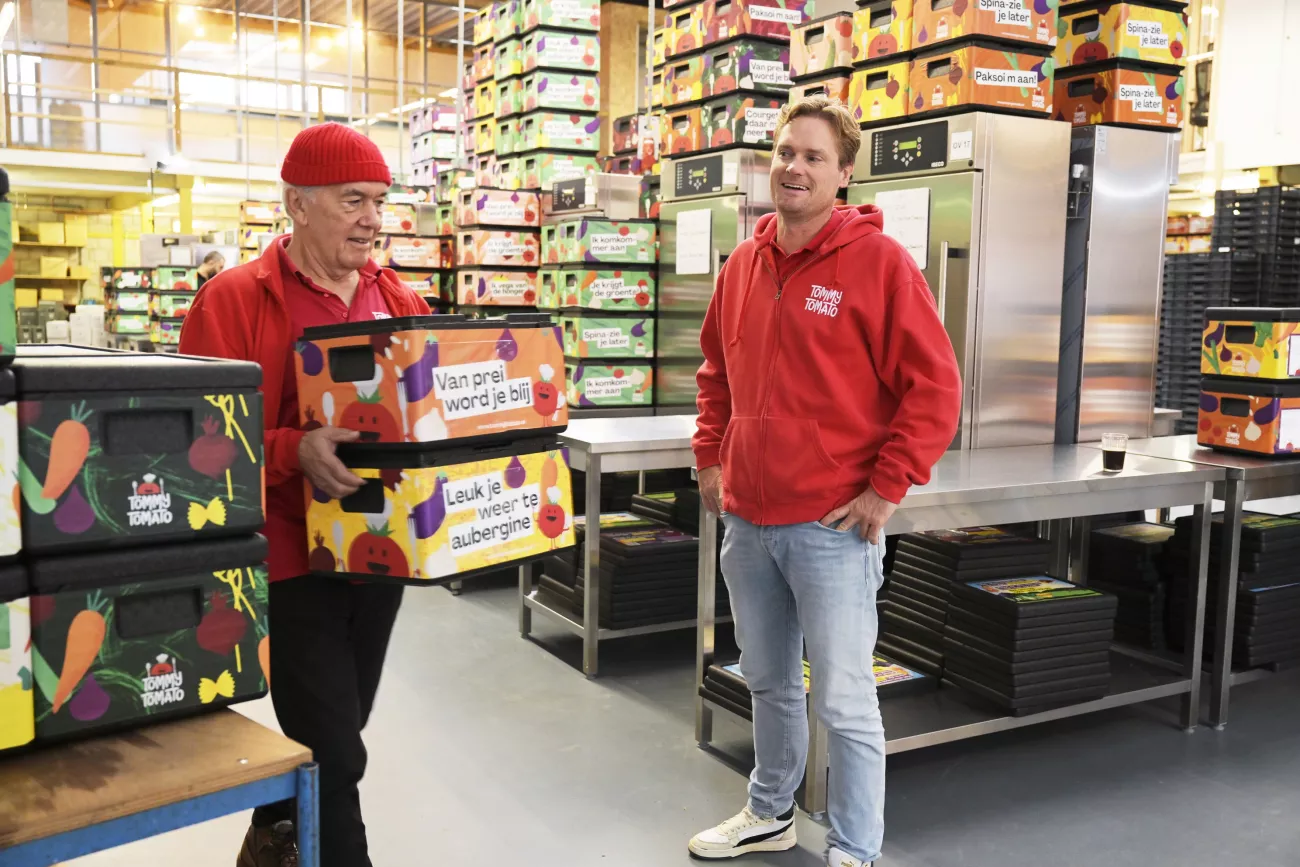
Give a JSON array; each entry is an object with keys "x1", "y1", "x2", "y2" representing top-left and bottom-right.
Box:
[
  {"x1": 179, "y1": 238, "x2": 430, "y2": 581},
  {"x1": 693, "y1": 204, "x2": 962, "y2": 525}
]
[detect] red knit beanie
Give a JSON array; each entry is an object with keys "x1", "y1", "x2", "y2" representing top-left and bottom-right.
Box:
[{"x1": 281, "y1": 122, "x2": 393, "y2": 187}]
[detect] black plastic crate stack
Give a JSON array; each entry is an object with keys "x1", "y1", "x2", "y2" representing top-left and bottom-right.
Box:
[
  {"x1": 1158, "y1": 252, "x2": 1235, "y2": 432},
  {"x1": 700, "y1": 652, "x2": 931, "y2": 722},
  {"x1": 0, "y1": 345, "x2": 268, "y2": 754},
  {"x1": 941, "y1": 577, "x2": 1118, "y2": 716},
  {"x1": 879, "y1": 527, "x2": 1052, "y2": 678},
  {"x1": 1086, "y1": 522, "x2": 1175, "y2": 651},
  {"x1": 1212, "y1": 187, "x2": 1300, "y2": 308},
  {"x1": 1164, "y1": 512, "x2": 1300, "y2": 669}
]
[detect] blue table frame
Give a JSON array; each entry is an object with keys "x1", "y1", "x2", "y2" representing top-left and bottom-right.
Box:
[{"x1": 0, "y1": 762, "x2": 319, "y2": 867}]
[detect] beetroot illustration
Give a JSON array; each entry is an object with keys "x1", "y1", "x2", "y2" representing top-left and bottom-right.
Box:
[
  {"x1": 190, "y1": 417, "x2": 237, "y2": 479},
  {"x1": 197, "y1": 592, "x2": 247, "y2": 655}
]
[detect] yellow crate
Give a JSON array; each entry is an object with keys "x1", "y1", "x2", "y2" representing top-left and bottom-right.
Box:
[
  {"x1": 40, "y1": 256, "x2": 69, "y2": 277},
  {"x1": 15, "y1": 288, "x2": 39, "y2": 308},
  {"x1": 37, "y1": 222, "x2": 66, "y2": 245},
  {"x1": 69, "y1": 264, "x2": 93, "y2": 280},
  {"x1": 39, "y1": 288, "x2": 65, "y2": 302},
  {"x1": 63, "y1": 215, "x2": 89, "y2": 246}
]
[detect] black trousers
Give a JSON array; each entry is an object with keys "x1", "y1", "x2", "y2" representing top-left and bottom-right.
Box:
[{"x1": 252, "y1": 575, "x2": 404, "y2": 867}]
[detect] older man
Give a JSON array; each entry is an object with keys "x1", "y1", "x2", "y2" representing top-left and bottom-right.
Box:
[
  {"x1": 180, "y1": 122, "x2": 429, "y2": 867},
  {"x1": 688, "y1": 97, "x2": 962, "y2": 866}
]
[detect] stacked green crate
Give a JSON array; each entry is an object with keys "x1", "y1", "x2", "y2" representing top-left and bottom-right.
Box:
[{"x1": 541, "y1": 215, "x2": 659, "y2": 410}]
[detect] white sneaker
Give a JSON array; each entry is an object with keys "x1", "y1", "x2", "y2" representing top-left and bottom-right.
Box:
[
  {"x1": 688, "y1": 805, "x2": 797, "y2": 859},
  {"x1": 827, "y1": 846, "x2": 872, "y2": 867}
]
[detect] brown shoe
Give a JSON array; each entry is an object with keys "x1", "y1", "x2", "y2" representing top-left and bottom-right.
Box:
[{"x1": 237, "y1": 821, "x2": 299, "y2": 867}]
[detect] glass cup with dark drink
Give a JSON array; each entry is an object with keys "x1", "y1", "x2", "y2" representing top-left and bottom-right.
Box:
[{"x1": 1101, "y1": 432, "x2": 1128, "y2": 473}]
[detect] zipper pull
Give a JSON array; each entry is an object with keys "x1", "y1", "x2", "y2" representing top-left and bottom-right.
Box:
[{"x1": 775, "y1": 288, "x2": 783, "y2": 300}]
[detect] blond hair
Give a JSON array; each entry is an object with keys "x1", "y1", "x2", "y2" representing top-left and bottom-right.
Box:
[{"x1": 772, "y1": 95, "x2": 862, "y2": 169}]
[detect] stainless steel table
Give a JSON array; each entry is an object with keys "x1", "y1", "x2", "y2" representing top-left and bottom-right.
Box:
[
  {"x1": 519, "y1": 415, "x2": 718, "y2": 677},
  {"x1": 1089, "y1": 435, "x2": 1300, "y2": 728},
  {"x1": 694, "y1": 443, "x2": 1223, "y2": 815}
]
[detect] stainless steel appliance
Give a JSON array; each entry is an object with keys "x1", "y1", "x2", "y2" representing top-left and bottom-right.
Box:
[
  {"x1": 1055, "y1": 125, "x2": 1178, "y2": 444},
  {"x1": 543, "y1": 173, "x2": 643, "y2": 220},
  {"x1": 847, "y1": 112, "x2": 1070, "y2": 450},
  {"x1": 657, "y1": 148, "x2": 774, "y2": 413}
]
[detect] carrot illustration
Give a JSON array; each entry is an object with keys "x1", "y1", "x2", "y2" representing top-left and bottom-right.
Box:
[
  {"x1": 258, "y1": 635, "x2": 271, "y2": 688},
  {"x1": 52, "y1": 606, "x2": 107, "y2": 713},
  {"x1": 42, "y1": 402, "x2": 93, "y2": 501}
]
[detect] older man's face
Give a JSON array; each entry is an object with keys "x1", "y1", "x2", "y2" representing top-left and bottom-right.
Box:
[{"x1": 291, "y1": 181, "x2": 388, "y2": 272}]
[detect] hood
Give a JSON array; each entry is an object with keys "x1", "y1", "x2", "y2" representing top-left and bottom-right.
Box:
[{"x1": 753, "y1": 203, "x2": 884, "y2": 254}]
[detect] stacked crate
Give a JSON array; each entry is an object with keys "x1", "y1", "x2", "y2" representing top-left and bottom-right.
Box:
[
  {"x1": 1156, "y1": 252, "x2": 1230, "y2": 431},
  {"x1": 791, "y1": 13, "x2": 854, "y2": 109},
  {"x1": 454, "y1": 187, "x2": 543, "y2": 315},
  {"x1": 102, "y1": 267, "x2": 154, "y2": 341},
  {"x1": 606, "y1": 113, "x2": 664, "y2": 219},
  {"x1": 373, "y1": 186, "x2": 455, "y2": 313},
  {"x1": 238, "y1": 200, "x2": 282, "y2": 265},
  {"x1": 847, "y1": 1, "x2": 911, "y2": 126},
  {"x1": 661, "y1": 0, "x2": 810, "y2": 159},
  {"x1": 409, "y1": 103, "x2": 458, "y2": 188},
  {"x1": 491, "y1": 0, "x2": 602, "y2": 193},
  {"x1": 1212, "y1": 187, "x2": 1300, "y2": 308},
  {"x1": 1052, "y1": 1, "x2": 1187, "y2": 130},
  {"x1": 542, "y1": 212, "x2": 658, "y2": 412},
  {"x1": 150, "y1": 265, "x2": 199, "y2": 347},
  {"x1": 1, "y1": 345, "x2": 268, "y2": 754},
  {"x1": 1166, "y1": 212, "x2": 1212, "y2": 255}
]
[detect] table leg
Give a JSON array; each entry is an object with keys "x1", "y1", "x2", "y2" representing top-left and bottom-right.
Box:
[
  {"x1": 696, "y1": 506, "x2": 719, "y2": 747},
  {"x1": 296, "y1": 763, "x2": 320, "y2": 867},
  {"x1": 1069, "y1": 516, "x2": 1092, "y2": 585},
  {"x1": 1046, "y1": 519, "x2": 1071, "y2": 579},
  {"x1": 582, "y1": 455, "x2": 602, "y2": 678},
  {"x1": 1209, "y1": 477, "x2": 1245, "y2": 728},
  {"x1": 1180, "y1": 482, "x2": 1213, "y2": 731},
  {"x1": 518, "y1": 562, "x2": 533, "y2": 637},
  {"x1": 803, "y1": 707, "x2": 829, "y2": 819}
]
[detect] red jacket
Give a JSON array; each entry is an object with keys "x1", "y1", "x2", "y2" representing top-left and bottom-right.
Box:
[
  {"x1": 179, "y1": 238, "x2": 430, "y2": 580},
  {"x1": 693, "y1": 204, "x2": 962, "y2": 525}
]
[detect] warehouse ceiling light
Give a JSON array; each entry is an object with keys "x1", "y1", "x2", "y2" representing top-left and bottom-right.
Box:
[{"x1": 0, "y1": 2, "x2": 15, "y2": 41}]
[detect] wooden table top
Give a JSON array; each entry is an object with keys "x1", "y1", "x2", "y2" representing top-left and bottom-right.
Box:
[{"x1": 0, "y1": 710, "x2": 311, "y2": 849}]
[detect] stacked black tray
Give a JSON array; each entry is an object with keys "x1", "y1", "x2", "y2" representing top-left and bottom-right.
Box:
[
  {"x1": 1164, "y1": 512, "x2": 1300, "y2": 667},
  {"x1": 538, "y1": 518, "x2": 727, "y2": 629},
  {"x1": 879, "y1": 527, "x2": 1053, "y2": 678},
  {"x1": 570, "y1": 468, "x2": 695, "y2": 515},
  {"x1": 1086, "y1": 522, "x2": 1175, "y2": 650},
  {"x1": 942, "y1": 577, "x2": 1118, "y2": 716},
  {"x1": 1213, "y1": 187, "x2": 1300, "y2": 308},
  {"x1": 700, "y1": 653, "x2": 931, "y2": 722},
  {"x1": 1157, "y1": 252, "x2": 1237, "y2": 432}
]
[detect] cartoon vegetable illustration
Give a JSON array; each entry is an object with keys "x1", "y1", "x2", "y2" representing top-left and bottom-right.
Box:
[
  {"x1": 190, "y1": 416, "x2": 238, "y2": 479},
  {"x1": 412, "y1": 476, "x2": 448, "y2": 538},
  {"x1": 67, "y1": 673, "x2": 110, "y2": 722},
  {"x1": 42, "y1": 401, "x2": 92, "y2": 501},
  {"x1": 51, "y1": 604, "x2": 107, "y2": 714},
  {"x1": 297, "y1": 341, "x2": 324, "y2": 376},
  {"x1": 402, "y1": 337, "x2": 439, "y2": 403},
  {"x1": 505, "y1": 456, "x2": 527, "y2": 489},
  {"x1": 342, "y1": 392, "x2": 402, "y2": 442},
  {"x1": 347, "y1": 522, "x2": 411, "y2": 577},
  {"x1": 197, "y1": 591, "x2": 248, "y2": 655},
  {"x1": 258, "y1": 636, "x2": 271, "y2": 688},
  {"x1": 309, "y1": 531, "x2": 336, "y2": 571},
  {"x1": 302, "y1": 406, "x2": 324, "y2": 432},
  {"x1": 18, "y1": 458, "x2": 56, "y2": 515},
  {"x1": 54, "y1": 485, "x2": 96, "y2": 535},
  {"x1": 537, "y1": 490, "x2": 567, "y2": 543},
  {"x1": 413, "y1": 406, "x2": 449, "y2": 441},
  {"x1": 533, "y1": 364, "x2": 559, "y2": 417},
  {"x1": 496, "y1": 328, "x2": 520, "y2": 361},
  {"x1": 542, "y1": 456, "x2": 559, "y2": 490}
]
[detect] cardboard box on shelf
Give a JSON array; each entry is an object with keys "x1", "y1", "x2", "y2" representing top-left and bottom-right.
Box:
[
  {"x1": 497, "y1": 77, "x2": 523, "y2": 118},
  {"x1": 515, "y1": 111, "x2": 601, "y2": 151},
  {"x1": 702, "y1": 0, "x2": 814, "y2": 47},
  {"x1": 1054, "y1": 62, "x2": 1182, "y2": 128},
  {"x1": 651, "y1": 68, "x2": 666, "y2": 108},
  {"x1": 912, "y1": 0, "x2": 1058, "y2": 51},
  {"x1": 495, "y1": 38, "x2": 524, "y2": 78},
  {"x1": 849, "y1": 59, "x2": 911, "y2": 125},
  {"x1": 666, "y1": 1, "x2": 705, "y2": 59},
  {"x1": 457, "y1": 269, "x2": 541, "y2": 306},
  {"x1": 239, "y1": 201, "x2": 282, "y2": 224},
  {"x1": 473, "y1": 44, "x2": 496, "y2": 81},
  {"x1": 68, "y1": 265, "x2": 94, "y2": 280},
  {"x1": 63, "y1": 215, "x2": 89, "y2": 246},
  {"x1": 14, "y1": 288, "x2": 38, "y2": 308},
  {"x1": 665, "y1": 54, "x2": 709, "y2": 106},
  {"x1": 476, "y1": 118, "x2": 498, "y2": 153},
  {"x1": 521, "y1": 0, "x2": 600, "y2": 32},
  {"x1": 520, "y1": 70, "x2": 600, "y2": 113},
  {"x1": 380, "y1": 204, "x2": 419, "y2": 235},
  {"x1": 853, "y1": 0, "x2": 914, "y2": 63},
  {"x1": 494, "y1": 0, "x2": 522, "y2": 41},
  {"x1": 517, "y1": 151, "x2": 602, "y2": 190},
  {"x1": 521, "y1": 28, "x2": 600, "y2": 72},
  {"x1": 39, "y1": 256, "x2": 68, "y2": 277},
  {"x1": 791, "y1": 13, "x2": 855, "y2": 77},
  {"x1": 1056, "y1": 1, "x2": 1188, "y2": 70},
  {"x1": 37, "y1": 223, "x2": 65, "y2": 245},
  {"x1": 662, "y1": 105, "x2": 704, "y2": 155},
  {"x1": 791, "y1": 71, "x2": 853, "y2": 103},
  {"x1": 562, "y1": 314, "x2": 656, "y2": 358},
  {"x1": 540, "y1": 268, "x2": 657, "y2": 311},
  {"x1": 456, "y1": 188, "x2": 542, "y2": 228},
  {"x1": 702, "y1": 92, "x2": 784, "y2": 147},
  {"x1": 457, "y1": 228, "x2": 542, "y2": 267},
  {"x1": 373, "y1": 236, "x2": 448, "y2": 269},
  {"x1": 909, "y1": 40, "x2": 1053, "y2": 116},
  {"x1": 473, "y1": 5, "x2": 494, "y2": 44},
  {"x1": 566, "y1": 360, "x2": 654, "y2": 407},
  {"x1": 701, "y1": 39, "x2": 793, "y2": 97},
  {"x1": 544, "y1": 218, "x2": 657, "y2": 265},
  {"x1": 476, "y1": 153, "x2": 499, "y2": 188},
  {"x1": 474, "y1": 80, "x2": 498, "y2": 119},
  {"x1": 495, "y1": 118, "x2": 520, "y2": 156},
  {"x1": 496, "y1": 156, "x2": 523, "y2": 189},
  {"x1": 653, "y1": 27, "x2": 668, "y2": 66}
]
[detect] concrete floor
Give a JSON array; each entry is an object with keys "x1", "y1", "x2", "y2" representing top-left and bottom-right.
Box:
[{"x1": 71, "y1": 575, "x2": 1300, "y2": 867}]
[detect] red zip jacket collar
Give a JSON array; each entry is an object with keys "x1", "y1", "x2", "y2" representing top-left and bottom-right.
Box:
[{"x1": 693, "y1": 204, "x2": 962, "y2": 522}]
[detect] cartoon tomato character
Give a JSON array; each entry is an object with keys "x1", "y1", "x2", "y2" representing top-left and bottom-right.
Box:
[
  {"x1": 869, "y1": 32, "x2": 898, "y2": 57},
  {"x1": 347, "y1": 522, "x2": 411, "y2": 577},
  {"x1": 342, "y1": 392, "x2": 402, "y2": 442},
  {"x1": 1073, "y1": 41, "x2": 1108, "y2": 65},
  {"x1": 538, "y1": 503, "x2": 567, "y2": 539},
  {"x1": 149, "y1": 658, "x2": 175, "y2": 676},
  {"x1": 533, "y1": 363, "x2": 560, "y2": 419}
]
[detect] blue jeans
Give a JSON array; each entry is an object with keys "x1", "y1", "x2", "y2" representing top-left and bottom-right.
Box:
[{"x1": 720, "y1": 513, "x2": 887, "y2": 864}]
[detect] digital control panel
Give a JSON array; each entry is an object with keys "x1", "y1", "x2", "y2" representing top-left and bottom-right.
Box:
[
  {"x1": 674, "y1": 153, "x2": 725, "y2": 197},
  {"x1": 551, "y1": 178, "x2": 586, "y2": 212},
  {"x1": 870, "y1": 121, "x2": 949, "y2": 176}
]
